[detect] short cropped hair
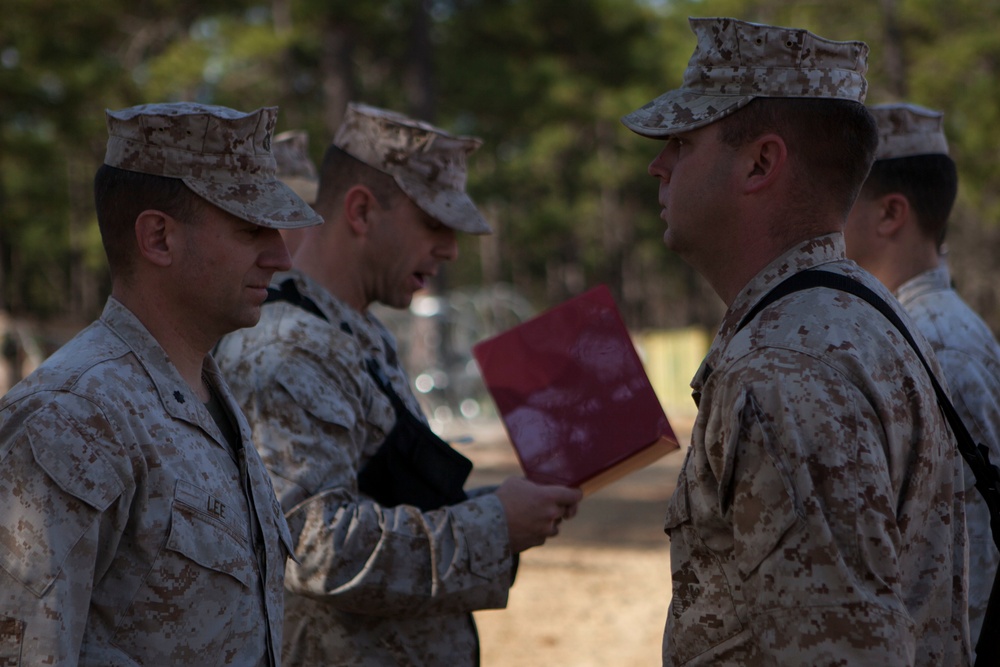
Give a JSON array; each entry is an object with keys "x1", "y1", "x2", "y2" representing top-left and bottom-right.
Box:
[
  {"x1": 719, "y1": 98, "x2": 879, "y2": 219},
  {"x1": 860, "y1": 154, "x2": 958, "y2": 249},
  {"x1": 93, "y1": 164, "x2": 203, "y2": 281},
  {"x1": 313, "y1": 144, "x2": 402, "y2": 212}
]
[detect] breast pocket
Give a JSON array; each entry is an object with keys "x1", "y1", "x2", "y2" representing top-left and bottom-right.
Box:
[
  {"x1": 111, "y1": 480, "x2": 260, "y2": 664},
  {"x1": 0, "y1": 401, "x2": 123, "y2": 598},
  {"x1": 729, "y1": 391, "x2": 803, "y2": 582},
  {"x1": 165, "y1": 480, "x2": 257, "y2": 588},
  {"x1": 663, "y1": 464, "x2": 746, "y2": 664}
]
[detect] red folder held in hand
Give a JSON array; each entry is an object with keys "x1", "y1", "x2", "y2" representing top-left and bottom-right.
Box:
[{"x1": 472, "y1": 285, "x2": 679, "y2": 495}]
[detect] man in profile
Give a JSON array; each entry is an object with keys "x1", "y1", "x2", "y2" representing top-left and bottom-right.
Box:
[
  {"x1": 623, "y1": 18, "x2": 969, "y2": 665},
  {"x1": 217, "y1": 102, "x2": 581, "y2": 666},
  {"x1": 0, "y1": 102, "x2": 321, "y2": 665}
]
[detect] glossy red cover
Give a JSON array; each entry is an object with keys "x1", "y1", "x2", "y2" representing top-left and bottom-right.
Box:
[{"x1": 472, "y1": 285, "x2": 678, "y2": 489}]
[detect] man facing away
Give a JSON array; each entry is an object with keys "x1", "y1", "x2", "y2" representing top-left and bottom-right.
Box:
[
  {"x1": 0, "y1": 102, "x2": 322, "y2": 665},
  {"x1": 845, "y1": 102, "x2": 1000, "y2": 657},
  {"x1": 621, "y1": 18, "x2": 970, "y2": 666},
  {"x1": 215, "y1": 102, "x2": 582, "y2": 666}
]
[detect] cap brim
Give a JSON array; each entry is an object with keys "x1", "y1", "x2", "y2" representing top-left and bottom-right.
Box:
[
  {"x1": 184, "y1": 178, "x2": 323, "y2": 229},
  {"x1": 279, "y1": 176, "x2": 319, "y2": 205},
  {"x1": 396, "y1": 176, "x2": 492, "y2": 235},
  {"x1": 621, "y1": 89, "x2": 753, "y2": 138}
]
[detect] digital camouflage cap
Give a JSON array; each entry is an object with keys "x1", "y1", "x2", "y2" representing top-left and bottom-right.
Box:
[
  {"x1": 273, "y1": 130, "x2": 319, "y2": 205},
  {"x1": 332, "y1": 102, "x2": 491, "y2": 235},
  {"x1": 870, "y1": 103, "x2": 949, "y2": 161},
  {"x1": 104, "y1": 102, "x2": 323, "y2": 229},
  {"x1": 622, "y1": 17, "x2": 870, "y2": 137}
]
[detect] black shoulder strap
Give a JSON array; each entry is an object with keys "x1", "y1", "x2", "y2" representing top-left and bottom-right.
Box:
[
  {"x1": 738, "y1": 269, "x2": 1000, "y2": 664},
  {"x1": 264, "y1": 284, "x2": 471, "y2": 511},
  {"x1": 364, "y1": 357, "x2": 409, "y2": 412},
  {"x1": 264, "y1": 278, "x2": 329, "y2": 323},
  {"x1": 737, "y1": 271, "x2": 860, "y2": 335}
]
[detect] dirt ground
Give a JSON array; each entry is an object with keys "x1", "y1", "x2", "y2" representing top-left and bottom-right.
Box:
[{"x1": 449, "y1": 418, "x2": 692, "y2": 667}]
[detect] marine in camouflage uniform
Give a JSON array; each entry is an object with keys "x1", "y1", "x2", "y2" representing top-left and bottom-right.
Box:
[
  {"x1": 272, "y1": 129, "x2": 319, "y2": 258},
  {"x1": 622, "y1": 18, "x2": 971, "y2": 665},
  {"x1": 216, "y1": 103, "x2": 582, "y2": 666},
  {"x1": 898, "y1": 263, "x2": 1000, "y2": 648},
  {"x1": 0, "y1": 103, "x2": 321, "y2": 665},
  {"x1": 847, "y1": 103, "x2": 1000, "y2": 657},
  {"x1": 272, "y1": 130, "x2": 319, "y2": 206}
]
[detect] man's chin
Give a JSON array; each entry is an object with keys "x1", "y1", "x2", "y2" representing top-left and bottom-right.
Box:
[
  {"x1": 385, "y1": 294, "x2": 414, "y2": 311},
  {"x1": 232, "y1": 307, "x2": 263, "y2": 331}
]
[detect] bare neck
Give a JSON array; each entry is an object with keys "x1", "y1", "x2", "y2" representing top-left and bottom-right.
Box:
[
  {"x1": 112, "y1": 283, "x2": 211, "y2": 401},
  {"x1": 701, "y1": 224, "x2": 836, "y2": 307},
  {"x1": 292, "y1": 218, "x2": 368, "y2": 313},
  {"x1": 702, "y1": 236, "x2": 774, "y2": 306},
  {"x1": 858, "y1": 211, "x2": 942, "y2": 293},
  {"x1": 877, "y1": 240, "x2": 941, "y2": 293}
]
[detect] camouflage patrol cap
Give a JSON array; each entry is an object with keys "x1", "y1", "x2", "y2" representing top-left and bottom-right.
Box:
[
  {"x1": 273, "y1": 130, "x2": 319, "y2": 205},
  {"x1": 871, "y1": 103, "x2": 949, "y2": 161},
  {"x1": 332, "y1": 102, "x2": 491, "y2": 235},
  {"x1": 104, "y1": 102, "x2": 322, "y2": 229},
  {"x1": 622, "y1": 17, "x2": 870, "y2": 137}
]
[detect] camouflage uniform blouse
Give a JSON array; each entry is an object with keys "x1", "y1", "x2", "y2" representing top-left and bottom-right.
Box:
[
  {"x1": 663, "y1": 235, "x2": 970, "y2": 666},
  {"x1": 214, "y1": 269, "x2": 513, "y2": 667},
  {"x1": 896, "y1": 262, "x2": 1000, "y2": 649},
  {"x1": 0, "y1": 298, "x2": 292, "y2": 666}
]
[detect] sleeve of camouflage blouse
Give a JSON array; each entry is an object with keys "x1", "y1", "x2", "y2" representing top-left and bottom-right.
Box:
[
  {"x1": 935, "y1": 346, "x2": 1000, "y2": 644},
  {"x1": 721, "y1": 360, "x2": 917, "y2": 664},
  {"x1": 250, "y1": 352, "x2": 513, "y2": 617},
  {"x1": 0, "y1": 399, "x2": 126, "y2": 665},
  {"x1": 936, "y1": 348, "x2": 1000, "y2": 478}
]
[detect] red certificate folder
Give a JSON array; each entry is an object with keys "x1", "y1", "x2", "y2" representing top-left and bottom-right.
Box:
[{"x1": 472, "y1": 285, "x2": 679, "y2": 495}]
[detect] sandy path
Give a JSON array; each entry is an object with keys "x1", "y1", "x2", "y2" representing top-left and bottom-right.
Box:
[{"x1": 452, "y1": 419, "x2": 690, "y2": 667}]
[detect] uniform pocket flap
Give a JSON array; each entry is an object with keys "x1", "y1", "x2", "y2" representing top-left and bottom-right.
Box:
[
  {"x1": 0, "y1": 402, "x2": 122, "y2": 597},
  {"x1": 167, "y1": 480, "x2": 256, "y2": 589},
  {"x1": 28, "y1": 402, "x2": 122, "y2": 513},
  {"x1": 276, "y1": 357, "x2": 354, "y2": 428},
  {"x1": 731, "y1": 391, "x2": 803, "y2": 580}
]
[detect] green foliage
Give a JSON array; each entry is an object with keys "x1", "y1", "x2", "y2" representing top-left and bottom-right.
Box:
[
  {"x1": 143, "y1": 18, "x2": 292, "y2": 104},
  {"x1": 432, "y1": 0, "x2": 698, "y2": 316},
  {"x1": 2, "y1": 0, "x2": 1000, "y2": 331}
]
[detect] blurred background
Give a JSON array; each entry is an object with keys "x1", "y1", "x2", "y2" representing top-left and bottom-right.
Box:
[
  {"x1": 4, "y1": 3, "x2": 998, "y2": 662},
  {"x1": 2, "y1": 0, "x2": 1000, "y2": 423}
]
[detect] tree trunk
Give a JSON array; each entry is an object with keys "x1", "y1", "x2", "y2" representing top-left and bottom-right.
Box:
[
  {"x1": 405, "y1": 0, "x2": 436, "y2": 122},
  {"x1": 879, "y1": 0, "x2": 908, "y2": 97},
  {"x1": 321, "y1": 17, "x2": 356, "y2": 137}
]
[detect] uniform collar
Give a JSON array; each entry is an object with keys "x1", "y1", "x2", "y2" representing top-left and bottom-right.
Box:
[
  {"x1": 276, "y1": 269, "x2": 396, "y2": 356},
  {"x1": 101, "y1": 297, "x2": 251, "y2": 447},
  {"x1": 895, "y1": 262, "x2": 951, "y2": 308},
  {"x1": 691, "y1": 233, "x2": 847, "y2": 395}
]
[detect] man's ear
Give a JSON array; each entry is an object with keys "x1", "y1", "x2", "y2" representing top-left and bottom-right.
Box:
[
  {"x1": 342, "y1": 185, "x2": 378, "y2": 237},
  {"x1": 875, "y1": 193, "x2": 910, "y2": 238},
  {"x1": 744, "y1": 133, "x2": 788, "y2": 194},
  {"x1": 134, "y1": 209, "x2": 175, "y2": 267}
]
